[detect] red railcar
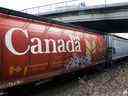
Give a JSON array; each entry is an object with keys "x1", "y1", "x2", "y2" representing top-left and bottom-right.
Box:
[{"x1": 0, "y1": 7, "x2": 107, "y2": 89}]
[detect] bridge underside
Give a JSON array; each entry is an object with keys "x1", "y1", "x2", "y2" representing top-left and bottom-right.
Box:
[
  {"x1": 71, "y1": 19, "x2": 128, "y2": 33},
  {"x1": 41, "y1": 5, "x2": 128, "y2": 33}
]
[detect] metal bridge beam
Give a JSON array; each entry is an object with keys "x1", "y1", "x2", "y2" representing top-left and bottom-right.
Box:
[{"x1": 51, "y1": 8, "x2": 128, "y2": 23}]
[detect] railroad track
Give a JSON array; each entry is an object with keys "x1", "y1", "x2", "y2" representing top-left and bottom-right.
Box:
[{"x1": 5, "y1": 57, "x2": 128, "y2": 96}]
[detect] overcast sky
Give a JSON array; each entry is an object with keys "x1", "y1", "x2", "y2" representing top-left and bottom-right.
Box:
[
  {"x1": 0, "y1": 0, "x2": 66, "y2": 11},
  {"x1": 0, "y1": 0, "x2": 128, "y2": 11}
]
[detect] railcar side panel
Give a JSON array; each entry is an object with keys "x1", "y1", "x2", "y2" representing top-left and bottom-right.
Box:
[
  {"x1": 83, "y1": 33, "x2": 107, "y2": 64},
  {"x1": 0, "y1": 13, "x2": 107, "y2": 89},
  {"x1": 110, "y1": 35, "x2": 128, "y2": 60}
]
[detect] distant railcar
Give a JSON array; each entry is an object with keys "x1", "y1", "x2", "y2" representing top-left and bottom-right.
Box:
[
  {"x1": 0, "y1": 7, "x2": 127, "y2": 90},
  {"x1": 109, "y1": 35, "x2": 128, "y2": 60}
]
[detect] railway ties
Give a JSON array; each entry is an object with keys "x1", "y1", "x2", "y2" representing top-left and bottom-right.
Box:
[{"x1": 5, "y1": 57, "x2": 128, "y2": 96}]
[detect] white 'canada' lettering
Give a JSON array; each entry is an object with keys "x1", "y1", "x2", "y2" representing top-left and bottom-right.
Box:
[{"x1": 5, "y1": 28, "x2": 81, "y2": 55}]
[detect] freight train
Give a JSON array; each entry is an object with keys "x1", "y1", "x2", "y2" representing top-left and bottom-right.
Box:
[{"x1": 0, "y1": 7, "x2": 128, "y2": 90}]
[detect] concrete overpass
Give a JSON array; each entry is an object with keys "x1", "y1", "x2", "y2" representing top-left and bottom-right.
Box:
[
  {"x1": 41, "y1": 5, "x2": 128, "y2": 33},
  {"x1": 43, "y1": 5, "x2": 128, "y2": 23},
  {"x1": 21, "y1": 1, "x2": 128, "y2": 33}
]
